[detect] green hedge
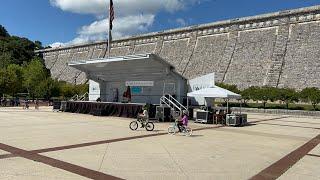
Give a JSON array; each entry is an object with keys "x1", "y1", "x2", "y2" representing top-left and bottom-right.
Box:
[{"x1": 216, "y1": 83, "x2": 320, "y2": 111}]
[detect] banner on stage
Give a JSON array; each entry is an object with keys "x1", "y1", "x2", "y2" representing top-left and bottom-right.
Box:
[
  {"x1": 132, "y1": 86, "x2": 142, "y2": 94},
  {"x1": 125, "y1": 81, "x2": 154, "y2": 87}
]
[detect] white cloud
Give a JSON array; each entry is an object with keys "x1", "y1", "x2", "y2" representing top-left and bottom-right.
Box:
[
  {"x1": 49, "y1": 0, "x2": 201, "y2": 46},
  {"x1": 50, "y1": 0, "x2": 106, "y2": 15},
  {"x1": 50, "y1": 42, "x2": 66, "y2": 48},
  {"x1": 50, "y1": 0, "x2": 195, "y2": 16},
  {"x1": 51, "y1": 14, "x2": 155, "y2": 47},
  {"x1": 176, "y1": 18, "x2": 187, "y2": 27}
]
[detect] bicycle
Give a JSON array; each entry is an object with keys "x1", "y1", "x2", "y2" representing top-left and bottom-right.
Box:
[
  {"x1": 129, "y1": 117, "x2": 154, "y2": 131},
  {"x1": 168, "y1": 120, "x2": 192, "y2": 136}
]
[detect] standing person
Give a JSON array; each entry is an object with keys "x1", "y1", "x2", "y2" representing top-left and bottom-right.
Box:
[
  {"x1": 3, "y1": 98, "x2": 7, "y2": 107},
  {"x1": 126, "y1": 86, "x2": 131, "y2": 103},
  {"x1": 25, "y1": 99, "x2": 29, "y2": 109},
  {"x1": 35, "y1": 99, "x2": 39, "y2": 110}
]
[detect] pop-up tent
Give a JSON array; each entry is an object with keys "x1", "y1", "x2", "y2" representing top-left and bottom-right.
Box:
[
  {"x1": 187, "y1": 86, "x2": 242, "y2": 113},
  {"x1": 187, "y1": 86, "x2": 241, "y2": 99}
]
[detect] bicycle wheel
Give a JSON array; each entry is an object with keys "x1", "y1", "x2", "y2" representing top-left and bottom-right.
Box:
[
  {"x1": 184, "y1": 127, "x2": 193, "y2": 136},
  {"x1": 145, "y1": 122, "x2": 154, "y2": 131},
  {"x1": 129, "y1": 121, "x2": 138, "y2": 131},
  {"x1": 137, "y1": 118, "x2": 146, "y2": 128},
  {"x1": 167, "y1": 126, "x2": 176, "y2": 135}
]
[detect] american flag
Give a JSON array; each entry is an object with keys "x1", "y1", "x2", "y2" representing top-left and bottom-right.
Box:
[{"x1": 109, "y1": 0, "x2": 114, "y2": 30}]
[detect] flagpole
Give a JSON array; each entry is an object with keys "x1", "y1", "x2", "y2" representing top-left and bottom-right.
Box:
[
  {"x1": 108, "y1": 28, "x2": 111, "y2": 58},
  {"x1": 108, "y1": 0, "x2": 111, "y2": 58}
]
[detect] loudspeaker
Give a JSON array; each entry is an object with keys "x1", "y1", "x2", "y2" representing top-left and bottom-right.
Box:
[{"x1": 156, "y1": 106, "x2": 171, "y2": 122}]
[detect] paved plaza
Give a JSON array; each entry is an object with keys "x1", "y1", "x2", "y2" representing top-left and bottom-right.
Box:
[{"x1": 0, "y1": 107, "x2": 319, "y2": 180}]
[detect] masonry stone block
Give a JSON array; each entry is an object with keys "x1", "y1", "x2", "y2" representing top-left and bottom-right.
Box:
[{"x1": 36, "y1": 5, "x2": 320, "y2": 88}]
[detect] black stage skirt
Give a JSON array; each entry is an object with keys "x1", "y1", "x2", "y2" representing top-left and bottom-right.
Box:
[{"x1": 64, "y1": 101, "x2": 143, "y2": 118}]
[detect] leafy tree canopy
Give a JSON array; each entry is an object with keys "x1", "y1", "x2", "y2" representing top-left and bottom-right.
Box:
[
  {"x1": 0, "y1": 24, "x2": 44, "y2": 67},
  {"x1": 0, "y1": 25, "x2": 10, "y2": 38},
  {"x1": 216, "y1": 82, "x2": 240, "y2": 94},
  {"x1": 22, "y1": 57, "x2": 49, "y2": 98},
  {"x1": 300, "y1": 87, "x2": 320, "y2": 110}
]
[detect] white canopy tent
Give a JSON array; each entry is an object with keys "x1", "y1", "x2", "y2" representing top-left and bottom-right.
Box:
[
  {"x1": 187, "y1": 86, "x2": 241, "y2": 99},
  {"x1": 187, "y1": 86, "x2": 242, "y2": 113}
]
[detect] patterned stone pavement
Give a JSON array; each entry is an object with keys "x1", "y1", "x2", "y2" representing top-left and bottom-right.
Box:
[{"x1": 0, "y1": 107, "x2": 319, "y2": 179}]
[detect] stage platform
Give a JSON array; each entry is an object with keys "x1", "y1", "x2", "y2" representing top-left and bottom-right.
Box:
[{"x1": 62, "y1": 101, "x2": 144, "y2": 118}]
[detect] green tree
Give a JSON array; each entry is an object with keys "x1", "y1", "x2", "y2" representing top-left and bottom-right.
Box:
[
  {"x1": 5, "y1": 64, "x2": 24, "y2": 96},
  {"x1": 0, "y1": 36, "x2": 36, "y2": 66},
  {"x1": 253, "y1": 86, "x2": 278, "y2": 109},
  {"x1": 0, "y1": 25, "x2": 9, "y2": 37},
  {"x1": 257, "y1": 87, "x2": 269, "y2": 109},
  {"x1": 60, "y1": 82, "x2": 76, "y2": 99},
  {"x1": 34, "y1": 41, "x2": 43, "y2": 50},
  {"x1": 23, "y1": 58, "x2": 49, "y2": 99},
  {"x1": 278, "y1": 88, "x2": 298, "y2": 109},
  {"x1": 268, "y1": 87, "x2": 282, "y2": 104},
  {"x1": 216, "y1": 82, "x2": 240, "y2": 94},
  {"x1": 74, "y1": 84, "x2": 89, "y2": 95},
  {"x1": 0, "y1": 52, "x2": 12, "y2": 68},
  {"x1": 0, "y1": 68, "x2": 6, "y2": 96},
  {"x1": 46, "y1": 78, "x2": 61, "y2": 99},
  {"x1": 300, "y1": 87, "x2": 320, "y2": 110},
  {"x1": 241, "y1": 86, "x2": 258, "y2": 104}
]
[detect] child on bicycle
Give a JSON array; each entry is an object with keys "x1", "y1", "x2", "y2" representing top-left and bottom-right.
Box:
[
  {"x1": 177, "y1": 110, "x2": 188, "y2": 132},
  {"x1": 138, "y1": 105, "x2": 149, "y2": 127}
]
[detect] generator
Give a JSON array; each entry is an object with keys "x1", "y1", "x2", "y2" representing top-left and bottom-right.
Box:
[{"x1": 226, "y1": 114, "x2": 247, "y2": 126}]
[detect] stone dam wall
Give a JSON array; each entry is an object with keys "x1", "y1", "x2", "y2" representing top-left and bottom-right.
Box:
[{"x1": 37, "y1": 5, "x2": 320, "y2": 90}]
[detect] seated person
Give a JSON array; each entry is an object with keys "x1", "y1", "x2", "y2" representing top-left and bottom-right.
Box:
[
  {"x1": 138, "y1": 106, "x2": 149, "y2": 124},
  {"x1": 177, "y1": 110, "x2": 189, "y2": 132}
]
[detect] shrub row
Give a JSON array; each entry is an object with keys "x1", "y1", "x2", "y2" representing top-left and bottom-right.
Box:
[{"x1": 216, "y1": 83, "x2": 320, "y2": 111}]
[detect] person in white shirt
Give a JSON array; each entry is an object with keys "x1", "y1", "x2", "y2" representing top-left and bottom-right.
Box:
[{"x1": 138, "y1": 105, "x2": 149, "y2": 126}]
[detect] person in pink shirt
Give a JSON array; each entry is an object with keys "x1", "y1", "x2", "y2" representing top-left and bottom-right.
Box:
[
  {"x1": 181, "y1": 112, "x2": 188, "y2": 127},
  {"x1": 177, "y1": 110, "x2": 189, "y2": 132}
]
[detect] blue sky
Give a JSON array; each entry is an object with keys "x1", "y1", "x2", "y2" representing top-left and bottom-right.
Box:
[{"x1": 0, "y1": 0, "x2": 319, "y2": 47}]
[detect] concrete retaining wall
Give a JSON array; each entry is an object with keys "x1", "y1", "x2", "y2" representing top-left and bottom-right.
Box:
[{"x1": 37, "y1": 5, "x2": 320, "y2": 90}]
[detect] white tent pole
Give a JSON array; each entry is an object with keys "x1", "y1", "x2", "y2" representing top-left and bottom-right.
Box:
[
  {"x1": 187, "y1": 96, "x2": 189, "y2": 111},
  {"x1": 227, "y1": 98, "x2": 229, "y2": 114},
  {"x1": 205, "y1": 97, "x2": 207, "y2": 106},
  {"x1": 240, "y1": 99, "x2": 242, "y2": 114}
]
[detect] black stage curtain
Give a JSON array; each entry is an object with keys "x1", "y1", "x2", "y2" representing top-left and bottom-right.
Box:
[{"x1": 65, "y1": 101, "x2": 143, "y2": 118}]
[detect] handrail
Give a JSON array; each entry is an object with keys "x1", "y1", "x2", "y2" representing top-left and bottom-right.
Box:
[
  {"x1": 160, "y1": 96, "x2": 181, "y2": 111},
  {"x1": 160, "y1": 94, "x2": 188, "y2": 118},
  {"x1": 69, "y1": 92, "x2": 88, "y2": 101},
  {"x1": 166, "y1": 94, "x2": 187, "y2": 111},
  {"x1": 78, "y1": 92, "x2": 89, "y2": 101},
  {"x1": 70, "y1": 94, "x2": 79, "y2": 101}
]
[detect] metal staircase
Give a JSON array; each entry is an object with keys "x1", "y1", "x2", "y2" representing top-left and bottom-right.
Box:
[
  {"x1": 69, "y1": 92, "x2": 89, "y2": 101},
  {"x1": 69, "y1": 94, "x2": 79, "y2": 101},
  {"x1": 160, "y1": 94, "x2": 187, "y2": 118},
  {"x1": 78, "y1": 92, "x2": 89, "y2": 101}
]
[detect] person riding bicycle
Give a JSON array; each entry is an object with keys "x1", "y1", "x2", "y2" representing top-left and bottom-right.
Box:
[
  {"x1": 177, "y1": 110, "x2": 188, "y2": 132},
  {"x1": 138, "y1": 105, "x2": 149, "y2": 127}
]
